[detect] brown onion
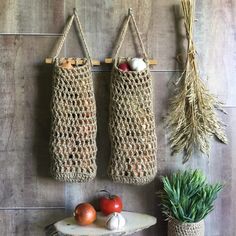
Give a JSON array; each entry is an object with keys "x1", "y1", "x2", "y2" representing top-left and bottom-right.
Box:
[{"x1": 74, "y1": 203, "x2": 96, "y2": 226}]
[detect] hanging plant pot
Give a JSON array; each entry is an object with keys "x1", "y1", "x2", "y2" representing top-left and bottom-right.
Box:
[{"x1": 168, "y1": 219, "x2": 204, "y2": 236}]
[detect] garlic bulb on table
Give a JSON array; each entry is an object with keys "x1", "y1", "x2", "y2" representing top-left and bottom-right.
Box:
[
  {"x1": 105, "y1": 212, "x2": 126, "y2": 230},
  {"x1": 128, "y1": 58, "x2": 147, "y2": 71}
]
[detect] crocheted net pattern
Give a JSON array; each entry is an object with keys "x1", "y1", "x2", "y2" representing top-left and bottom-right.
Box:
[
  {"x1": 168, "y1": 219, "x2": 204, "y2": 236},
  {"x1": 108, "y1": 60, "x2": 157, "y2": 185},
  {"x1": 50, "y1": 59, "x2": 97, "y2": 182}
]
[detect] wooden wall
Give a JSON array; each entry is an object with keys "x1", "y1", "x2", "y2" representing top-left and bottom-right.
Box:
[{"x1": 0, "y1": 0, "x2": 235, "y2": 235}]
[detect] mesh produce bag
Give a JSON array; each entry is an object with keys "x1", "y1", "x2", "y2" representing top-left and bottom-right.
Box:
[
  {"x1": 108, "y1": 9, "x2": 157, "y2": 185},
  {"x1": 49, "y1": 11, "x2": 97, "y2": 182}
]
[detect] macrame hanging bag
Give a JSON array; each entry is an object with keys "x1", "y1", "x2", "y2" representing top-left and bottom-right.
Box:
[
  {"x1": 108, "y1": 9, "x2": 157, "y2": 185},
  {"x1": 49, "y1": 11, "x2": 97, "y2": 182}
]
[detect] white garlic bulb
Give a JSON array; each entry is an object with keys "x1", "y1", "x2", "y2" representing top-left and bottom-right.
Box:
[
  {"x1": 128, "y1": 58, "x2": 147, "y2": 71},
  {"x1": 105, "y1": 212, "x2": 126, "y2": 230}
]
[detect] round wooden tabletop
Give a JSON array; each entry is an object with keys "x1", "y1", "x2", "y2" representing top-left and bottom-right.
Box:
[{"x1": 53, "y1": 211, "x2": 157, "y2": 236}]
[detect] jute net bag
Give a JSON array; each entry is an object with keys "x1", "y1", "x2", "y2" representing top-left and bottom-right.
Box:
[
  {"x1": 168, "y1": 219, "x2": 204, "y2": 236},
  {"x1": 49, "y1": 11, "x2": 97, "y2": 182},
  {"x1": 108, "y1": 9, "x2": 157, "y2": 185}
]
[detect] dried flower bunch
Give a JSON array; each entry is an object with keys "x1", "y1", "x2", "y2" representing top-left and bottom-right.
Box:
[
  {"x1": 167, "y1": 0, "x2": 227, "y2": 163},
  {"x1": 159, "y1": 170, "x2": 223, "y2": 223}
]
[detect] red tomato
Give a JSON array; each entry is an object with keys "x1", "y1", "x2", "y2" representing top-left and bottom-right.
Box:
[
  {"x1": 74, "y1": 203, "x2": 96, "y2": 226},
  {"x1": 99, "y1": 190, "x2": 123, "y2": 216}
]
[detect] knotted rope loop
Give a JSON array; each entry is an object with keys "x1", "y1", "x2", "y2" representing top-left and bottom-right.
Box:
[
  {"x1": 113, "y1": 8, "x2": 148, "y2": 60},
  {"x1": 51, "y1": 9, "x2": 92, "y2": 66}
]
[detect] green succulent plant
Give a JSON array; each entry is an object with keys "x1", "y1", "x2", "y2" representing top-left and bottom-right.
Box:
[{"x1": 159, "y1": 170, "x2": 223, "y2": 223}]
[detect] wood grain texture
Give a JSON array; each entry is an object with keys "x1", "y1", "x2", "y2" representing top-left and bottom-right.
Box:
[
  {"x1": 0, "y1": 0, "x2": 64, "y2": 33},
  {"x1": 0, "y1": 0, "x2": 235, "y2": 236},
  {"x1": 0, "y1": 36, "x2": 64, "y2": 207},
  {"x1": 53, "y1": 212, "x2": 156, "y2": 236},
  {"x1": 195, "y1": 0, "x2": 236, "y2": 106},
  {"x1": 64, "y1": 0, "x2": 179, "y2": 71},
  {"x1": 203, "y1": 108, "x2": 236, "y2": 236},
  {"x1": 0, "y1": 209, "x2": 65, "y2": 236}
]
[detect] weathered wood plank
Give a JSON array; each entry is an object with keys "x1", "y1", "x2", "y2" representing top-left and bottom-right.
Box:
[
  {"x1": 0, "y1": 209, "x2": 65, "y2": 236},
  {"x1": 64, "y1": 0, "x2": 179, "y2": 71},
  {"x1": 0, "y1": 36, "x2": 64, "y2": 207},
  {"x1": 203, "y1": 108, "x2": 236, "y2": 236},
  {"x1": 0, "y1": 1, "x2": 235, "y2": 236},
  {"x1": 194, "y1": 0, "x2": 236, "y2": 106},
  {"x1": 0, "y1": 36, "x2": 55, "y2": 152},
  {"x1": 0, "y1": 0, "x2": 64, "y2": 33}
]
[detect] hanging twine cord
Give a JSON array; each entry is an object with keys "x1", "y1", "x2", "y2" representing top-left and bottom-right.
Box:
[
  {"x1": 53, "y1": 14, "x2": 75, "y2": 59},
  {"x1": 113, "y1": 13, "x2": 131, "y2": 59},
  {"x1": 52, "y1": 9, "x2": 92, "y2": 65},
  {"x1": 113, "y1": 8, "x2": 148, "y2": 59},
  {"x1": 166, "y1": 0, "x2": 227, "y2": 163},
  {"x1": 129, "y1": 8, "x2": 148, "y2": 59},
  {"x1": 73, "y1": 9, "x2": 92, "y2": 65}
]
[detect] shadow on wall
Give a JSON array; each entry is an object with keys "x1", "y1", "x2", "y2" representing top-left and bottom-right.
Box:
[
  {"x1": 152, "y1": 176, "x2": 166, "y2": 236},
  {"x1": 34, "y1": 63, "x2": 53, "y2": 178},
  {"x1": 94, "y1": 72, "x2": 112, "y2": 180}
]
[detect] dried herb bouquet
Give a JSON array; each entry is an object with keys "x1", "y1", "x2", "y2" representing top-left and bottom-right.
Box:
[{"x1": 167, "y1": 0, "x2": 227, "y2": 163}]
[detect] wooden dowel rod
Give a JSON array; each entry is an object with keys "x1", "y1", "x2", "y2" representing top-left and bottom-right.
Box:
[
  {"x1": 147, "y1": 59, "x2": 158, "y2": 65},
  {"x1": 45, "y1": 58, "x2": 100, "y2": 66},
  {"x1": 104, "y1": 58, "x2": 157, "y2": 65},
  {"x1": 104, "y1": 58, "x2": 113, "y2": 63}
]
